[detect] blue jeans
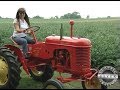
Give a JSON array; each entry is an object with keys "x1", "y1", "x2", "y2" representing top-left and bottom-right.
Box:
[{"x1": 12, "y1": 36, "x2": 35, "y2": 57}]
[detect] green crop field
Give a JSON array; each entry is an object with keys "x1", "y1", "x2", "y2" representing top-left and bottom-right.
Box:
[{"x1": 0, "y1": 18, "x2": 120, "y2": 89}]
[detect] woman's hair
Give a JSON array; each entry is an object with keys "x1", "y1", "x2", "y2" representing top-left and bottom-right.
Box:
[{"x1": 16, "y1": 8, "x2": 30, "y2": 27}]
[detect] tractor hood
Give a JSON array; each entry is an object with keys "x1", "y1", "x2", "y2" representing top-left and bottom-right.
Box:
[{"x1": 45, "y1": 36, "x2": 91, "y2": 47}]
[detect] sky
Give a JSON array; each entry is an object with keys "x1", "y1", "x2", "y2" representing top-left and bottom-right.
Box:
[{"x1": 0, "y1": 1, "x2": 120, "y2": 19}]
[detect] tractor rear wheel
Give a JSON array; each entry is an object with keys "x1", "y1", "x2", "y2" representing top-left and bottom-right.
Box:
[
  {"x1": 0, "y1": 47, "x2": 21, "y2": 89},
  {"x1": 81, "y1": 76, "x2": 107, "y2": 89},
  {"x1": 29, "y1": 65, "x2": 54, "y2": 82},
  {"x1": 43, "y1": 79, "x2": 64, "y2": 89}
]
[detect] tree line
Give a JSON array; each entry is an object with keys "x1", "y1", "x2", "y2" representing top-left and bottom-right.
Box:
[
  {"x1": 0, "y1": 11, "x2": 81, "y2": 19},
  {"x1": 0, "y1": 11, "x2": 113, "y2": 19},
  {"x1": 32, "y1": 11, "x2": 81, "y2": 19}
]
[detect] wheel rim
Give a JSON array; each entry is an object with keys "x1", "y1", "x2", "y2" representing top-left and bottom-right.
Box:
[
  {"x1": 31, "y1": 67, "x2": 43, "y2": 76},
  {"x1": 84, "y1": 76, "x2": 101, "y2": 89},
  {"x1": 0, "y1": 56, "x2": 8, "y2": 85},
  {"x1": 45, "y1": 85, "x2": 58, "y2": 89}
]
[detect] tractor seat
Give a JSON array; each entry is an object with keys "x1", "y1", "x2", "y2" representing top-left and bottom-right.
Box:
[
  {"x1": 10, "y1": 36, "x2": 20, "y2": 47},
  {"x1": 10, "y1": 36, "x2": 32, "y2": 57}
]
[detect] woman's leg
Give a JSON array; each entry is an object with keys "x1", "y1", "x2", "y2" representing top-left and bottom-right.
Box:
[
  {"x1": 13, "y1": 37, "x2": 28, "y2": 57},
  {"x1": 25, "y1": 36, "x2": 35, "y2": 44}
]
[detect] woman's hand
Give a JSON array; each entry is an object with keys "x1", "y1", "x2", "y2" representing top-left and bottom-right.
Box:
[{"x1": 24, "y1": 28, "x2": 32, "y2": 34}]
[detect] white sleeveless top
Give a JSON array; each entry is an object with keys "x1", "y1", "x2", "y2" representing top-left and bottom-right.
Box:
[{"x1": 12, "y1": 19, "x2": 29, "y2": 38}]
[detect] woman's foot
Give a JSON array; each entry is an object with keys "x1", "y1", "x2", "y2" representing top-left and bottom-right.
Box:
[{"x1": 24, "y1": 53, "x2": 30, "y2": 59}]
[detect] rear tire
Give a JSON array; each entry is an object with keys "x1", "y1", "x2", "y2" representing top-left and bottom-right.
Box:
[{"x1": 0, "y1": 47, "x2": 21, "y2": 89}]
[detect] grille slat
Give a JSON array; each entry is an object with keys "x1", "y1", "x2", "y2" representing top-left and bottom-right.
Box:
[{"x1": 75, "y1": 48, "x2": 91, "y2": 68}]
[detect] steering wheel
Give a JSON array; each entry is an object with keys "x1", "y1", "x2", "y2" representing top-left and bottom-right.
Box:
[{"x1": 25, "y1": 26, "x2": 40, "y2": 32}]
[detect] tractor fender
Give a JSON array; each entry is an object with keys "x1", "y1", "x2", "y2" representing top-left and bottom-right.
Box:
[
  {"x1": 4, "y1": 44, "x2": 30, "y2": 75},
  {"x1": 4, "y1": 44, "x2": 24, "y2": 59}
]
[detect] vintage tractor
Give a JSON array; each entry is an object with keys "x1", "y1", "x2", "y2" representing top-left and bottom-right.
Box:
[{"x1": 0, "y1": 20, "x2": 107, "y2": 89}]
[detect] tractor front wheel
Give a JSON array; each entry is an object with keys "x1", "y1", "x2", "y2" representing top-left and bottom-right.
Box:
[
  {"x1": 0, "y1": 47, "x2": 21, "y2": 89},
  {"x1": 29, "y1": 65, "x2": 54, "y2": 82},
  {"x1": 81, "y1": 76, "x2": 107, "y2": 89},
  {"x1": 43, "y1": 79, "x2": 64, "y2": 89}
]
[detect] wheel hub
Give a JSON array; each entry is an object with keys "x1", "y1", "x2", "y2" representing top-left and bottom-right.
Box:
[
  {"x1": 0, "y1": 57, "x2": 8, "y2": 85},
  {"x1": 84, "y1": 76, "x2": 101, "y2": 89},
  {"x1": 31, "y1": 67, "x2": 43, "y2": 76}
]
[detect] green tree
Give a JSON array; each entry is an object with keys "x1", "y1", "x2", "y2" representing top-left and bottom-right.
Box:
[
  {"x1": 60, "y1": 12, "x2": 81, "y2": 19},
  {"x1": 33, "y1": 15, "x2": 44, "y2": 19},
  {"x1": 86, "y1": 15, "x2": 90, "y2": 19},
  {"x1": 107, "y1": 16, "x2": 111, "y2": 18},
  {"x1": 54, "y1": 16, "x2": 59, "y2": 19},
  {"x1": 50, "y1": 16, "x2": 59, "y2": 19}
]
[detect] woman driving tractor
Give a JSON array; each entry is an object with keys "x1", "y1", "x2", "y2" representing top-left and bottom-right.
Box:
[{"x1": 12, "y1": 7, "x2": 35, "y2": 59}]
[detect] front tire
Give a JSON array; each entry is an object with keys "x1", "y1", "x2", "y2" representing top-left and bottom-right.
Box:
[
  {"x1": 43, "y1": 79, "x2": 64, "y2": 89},
  {"x1": 29, "y1": 65, "x2": 54, "y2": 82},
  {"x1": 0, "y1": 47, "x2": 21, "y2": 89},
  {"x1": 81, "y1": 76, "x2": 107, "y2": 89}
]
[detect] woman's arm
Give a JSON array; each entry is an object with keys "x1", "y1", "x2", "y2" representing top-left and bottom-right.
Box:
[{"x1": 14, "y1": 21, "x2": 25, "y2": 33}]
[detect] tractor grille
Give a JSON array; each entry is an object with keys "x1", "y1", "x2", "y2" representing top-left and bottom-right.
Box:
[
  {"x1": 75, "y1": 47, "x2": 91, "y2": 75},
  {"x1": 76, "y1": 48, "x2": 91, "y2": 66}
]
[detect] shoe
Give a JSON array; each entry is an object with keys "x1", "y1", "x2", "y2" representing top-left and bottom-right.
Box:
[
  {"x1": 25, "y1": 56, "x2": 29, "y2": 59},
  {"x1": 25, "y1": 53, "x2": 30, "y2": 59}
]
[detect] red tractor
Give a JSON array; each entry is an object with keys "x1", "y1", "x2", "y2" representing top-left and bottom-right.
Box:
[{"x1": 0, "y1": 20, "x2": 107, "y2": 89}]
